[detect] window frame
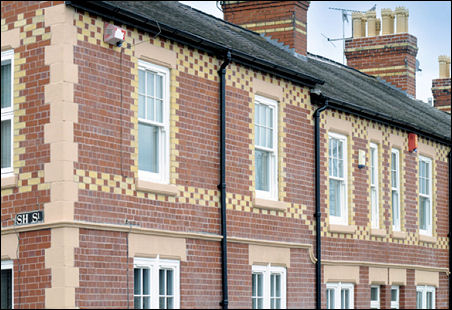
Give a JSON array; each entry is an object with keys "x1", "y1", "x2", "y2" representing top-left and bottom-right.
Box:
[
  {"x1": 133, "y1": 256, "x2": 180, "y2": 309},
  {"x1": 137, "y1": 60, "x2": 170, "y2": 184},
  {"x1": 326, "y1": 282, "x2": 354, "y2": 309},
  {"x1": 251, "y1": 264, "x2": 286, "y2": 309},
  {"x1": 254, "y1": 95, "x2": 278, "y2": 201},
  {"x1": 370, "y1": 143, "x2": 379, "y2": 229},
  {"x1": 416, "y1": 285, "x2": 435, "y2": 309},
  {"x1": 1, "y1": 260, "x2": 14, "y2": 309},
  {"x1": 390, "y1": 285, "x2": 399, "y2": 309},
  {"x1": 418, "y1": 155, "x2": 432, "y2": 236},
  {"x1": 328, "y1": 132, "x2": 348, "y2": 225},
  {"x1": 370, "y1": 285, "x2": 380, "y2": 309},
  {"x1": 391, "y1": 149, "x2": 401, "y2": 231},
  {"x1": 1, "y1": 49, "x2": 14, "y2": 176}
]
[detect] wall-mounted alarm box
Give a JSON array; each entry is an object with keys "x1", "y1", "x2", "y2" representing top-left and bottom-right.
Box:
[{"x1": 104, "y1": 23, "x2": 126, "y2": 47}]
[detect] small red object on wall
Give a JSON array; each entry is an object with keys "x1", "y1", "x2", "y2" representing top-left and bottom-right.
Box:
[{"x1": 408, "y1": 133, "x2": 418, "y2": 152}]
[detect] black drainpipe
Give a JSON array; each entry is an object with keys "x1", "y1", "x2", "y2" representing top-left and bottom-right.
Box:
[
  {"x1": 218, "y1": 50, "x2": 231, "y2": 310},
  {"x1": 314, "y1": 97, "x2": 328, "y2": 310},
  {"x1": 448, "y1": 150, "x2": 451, "y2": 310}
]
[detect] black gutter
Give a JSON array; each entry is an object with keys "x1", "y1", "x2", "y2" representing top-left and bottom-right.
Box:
[
  {"x1": 65, "y1": 1, "x2": 323, "y2": 89},
  {"x1": 218, "y1": 51, "x2": 231, "y2": 310},
  {"x1": 449, "y1": 151, "x2": 451, "y2": 310},
  {"x1": 313, "y1": 95, "x2": 328, "y2": 310}
]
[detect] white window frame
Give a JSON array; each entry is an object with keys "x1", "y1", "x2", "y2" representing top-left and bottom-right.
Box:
[
  {"x1": 370, "y1": 285, "x2": 380, "y2": 309},
  {"x1": 133, "y1": 256, "x2": 180, "y2": 309},
  {"x1": 370, "y1": 143, "x2": 379, "y2": 229},
  {"x1": 252, "y1": 264, "x2": 286, "y2": 309},
  {"x1": 137, "y1": 60, "x2": 170, "y2": 184},
  {"x1": 254, "y1": 95, "x2": 278, "y2": 201},
  {"x1": 1, "y1": 49, "x2": 14, "y2": 176},
  {"x1": 416, "y1": 285, "x2": 435, "y2": 309},
  {"x1": 1, "y1": 260, "x2": 14, "y2": 309},
  {"x1": 390, "y1": 285, "x2": 399, "y2": 309},
  {"x1": 418, "y1": 156, "x2": 432, "y2": 236},
  {"x1": 326, "y1": 282, "x2": 354, "y2": 309},
  {"x1": 391, "y1": 149, "x2": 401, "y2": 231},
  {"x1": 328, "y1": 132, "x2": 348, "y2": 225}
]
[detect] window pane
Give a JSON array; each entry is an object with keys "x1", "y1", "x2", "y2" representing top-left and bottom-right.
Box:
[
  {"x1": 275, "y1": 299, "x2": 280, "y2": 309},
  {"x1": 392, "y1": 191, "x2": 399, "y2": 226},
  {"x1": 156, "y1": 99, "x2": 163, "y2": 123},
  {"x1": 420, "y1": 197, "x2": 427, "y2": 230},
  {"x1": 252, "y1": 298, "x2": 257, "y2": 309},
  {"x1": 255, "y1": 150, "x2": 269, "y2": 191},
  {"x1": 252, "y1": 274, "x2": 256, "y2": 296},
  {"x1": 143, "y1": 268, "x2": 149, "y2": 295},
  {"x1": 1, "y1": 120, "x2": 11, "y2": 169},
  {"x1": 271, "y1": 274, "x2": 274, "y2": 297},
  {"x1": 329, "y1": 179, "x2": 341, "y2": 217},
  {"x1": 327, "y1": 289, "x2": 334, "y2": 309},
  {"x1": 134, "y1": 297, "x2": 141, "y2": 309},
  {"x1": 266, "y1": 128, "x2": 272, "y2": 149},
  {"x1": 275, "y1": 274, "x2": 280, "y2": 297},
  {"x1": 338, "y1": 139, "x2": 343, "y2": 159},
  {"x1": 1, "y1": 63, "x2": 11, "y2": 109},
  {"x1": 271, "y1": 299, "x2": 274, "y2": 309},
  {"x1": 338, "y1": 159, "x2": 343, "y2": 178},
  {"x1": 146, "y1": 71, "x2": 154, "y2": 97},
  {"x1": 143, "y1": 296, "x2": 150, "y2": 309},
  {"x1": 138, "y1": 95, "x2": 146, "y2": 119},
  {"x1": 1, "y1": 269, "x2": 12, "y2": 310},
  {"x1": 147, "y1": 98, "x2": 155, "y2": 121},
  {"x1": 333, "y1": 158, "x2": 338, "y2": 177},
  {"x1": 258, "y1": 298, "x2": 263, "y2": 309},
  {"x1": 391, "y1": 288, "x2": 398, "y2": 302},
  {"x1": 371, "y1": 287, "x2": 378, "y2": 301},
  {"x1": 167, "y1": 297, "x2": 174, "y2": 309},
  {"x1": 138, "y1": 123, "x2": 159, "y2": 173},
  {"x1": 426, "y1": 292, "x2": 433, "y2": 309},
  {"x1": 417, "y1": 291, "x2": 422, "y2": 309},
  {"x1": 167, "y1": 269, "x2": 173, "y2": 295},
  {"x1": 342, "y1": 289, "x2": 349, "y2": 309},
  {"x1": 134, "y1": 268, "x2": 141, "y2": 295},
  {"x1": 156, "y1": 75, "x2": 163, "y2": 99},
  {"x1": 138, "y1": 70, "x2": 145, "y2": 93},
  {"x1": 159, "y1": 297, "x2": 165, "y2": 309},
  {"x1": 159, "y1": 269, "x2": 165, "y2": 295},
  {"x1": 257, "y1": 274, "x2": 263, "y2": 297},
  {"x1": 255, "y1": 104, "x2": 260, "y2": 125}
]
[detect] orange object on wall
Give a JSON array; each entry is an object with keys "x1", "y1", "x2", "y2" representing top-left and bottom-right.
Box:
[{"x1": 408, "y1": 133, "x2": 418, "y2": 152}]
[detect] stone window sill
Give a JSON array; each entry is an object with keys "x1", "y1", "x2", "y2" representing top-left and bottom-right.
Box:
[
  {"x1": 371, "y1": 228, "x2": 386, "y2": 237},
  {"x1": 419, "y1": 234, "x2": 436, "y2": 244},
  {"x1": 135, "y1": 178, "x2": 179, "y2": 196},
  {"x1": 1, "y1": 174, "x2": 17, "y2": 189},
  {"x1": 391, "y1": 231, "x2": 407, "y2": 240},
  {"x1": 254, "y1": 198, "x2": 289, "y2": 211},
  {"x1": 328, "y1": 224, "x2": 356, "y2": 234}
]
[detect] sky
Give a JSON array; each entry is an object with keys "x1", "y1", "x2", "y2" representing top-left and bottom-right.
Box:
[{"x1": 179, "y1": 1, "x2": 451, "y2": 103}]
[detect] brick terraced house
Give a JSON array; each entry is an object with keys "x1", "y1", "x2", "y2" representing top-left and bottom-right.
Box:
[{"x1": 1, "y1": 1, "x2": 451, "y2": 309}]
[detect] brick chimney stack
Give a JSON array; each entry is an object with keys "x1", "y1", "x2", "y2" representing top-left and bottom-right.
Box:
[
  {"x1": 431, "y1": 55, "x2": 451, "y2": 113},
  {"x1": 345, "y1": 7, "x2": 418, "y2": 98},
  {"x1": 221, "y1": 1, "x2": 310, "y2": 56}
]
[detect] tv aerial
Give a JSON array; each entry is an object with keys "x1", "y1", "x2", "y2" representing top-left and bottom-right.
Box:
[{"x1": 322, "y1": 5, "x2": 376, "y2": 64}]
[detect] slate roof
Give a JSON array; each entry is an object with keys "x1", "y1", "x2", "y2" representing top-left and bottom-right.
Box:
[{"x1": 67, "y1": 1, "x2": 451, "y2": 143}]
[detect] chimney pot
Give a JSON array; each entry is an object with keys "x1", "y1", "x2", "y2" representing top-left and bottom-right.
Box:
[
  {"x1": 365, "y1": 10, "x2": 378, "y2": 36},
  {"x1": 352, "y1": 12, "x2": 365, "y2": 38},
  {"x1": 381, "y1": 8, "x2": 395, "y2": 35},
  {"x1": 395, "y1": 7, "x2": 409, "y2": 33},
  {"x1": 438, "y1": 55, "x2": 451, "y2": 78}
]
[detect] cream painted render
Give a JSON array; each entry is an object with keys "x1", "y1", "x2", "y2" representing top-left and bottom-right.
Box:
[
  {"x1": 1, "y1": 234, "x2": 18, "y2": 260},
  {"x1": 415, "y1": 270, "x2": 439, "y2": 287},
  {"x1": 249, "y1": 244, "x2": 291, "y2": 267},
  {"x1": 253, "y1": 77, "x2": 283, "y2": 102},
  {"x1": 135, "y1": 40, "x2": 177, "y2": 69},
  {"x1": 129, "y1": 233, "x2": 187, "y2": 261},
  {"x1": 369, "y1": 267, "x2": 388, "y2": 285},
  {"x1": 323, "y1": 265, "x2": 360, "y2": 284}
]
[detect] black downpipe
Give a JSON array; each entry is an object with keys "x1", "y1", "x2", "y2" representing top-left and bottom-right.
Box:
[
  {"x1": 449, "y1": 151, "x2": 451, "y2": 310},
  {"x1": 314, "y1": 98, "x2": 328, "y2": 310},
  {"x1": 218, "y1": 50, "x2": 231, "y2": 310}
]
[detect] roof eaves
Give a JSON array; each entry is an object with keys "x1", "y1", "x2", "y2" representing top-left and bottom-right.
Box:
[{"x1": 65, "y1": 1, "x2": 324, "y2": 88}]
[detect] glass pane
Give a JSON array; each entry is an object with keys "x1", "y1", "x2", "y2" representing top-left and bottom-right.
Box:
[
  {"x1": 258, "y1": 298, "x2": 263, "y2": 309},
  {"x1": 341, "y1": 289, "x2": 349, "y2": 309},
  {"x1": 252, "y1": 298, "x2": 256, "y2": 309},
  {"x1": 420, "y1": 197, "x2": 427, "y2": 230},
  {"x1": 266, "y1": 105, "x2": 272, "y2": 128},
  {"x1": 338, "y1": 139, "x2": 343, "y2": 159},
  {"x1": 275, "y1": 299, "x2": 280, "y2": 309},
  {"x1": 143, "y1": 296, "x2": 150, "y2": 309},
  {"x1": 1, "y1": 120, "x2": 11, "y2": 169},
  {"x1": 371, "y1": 287, "x2": 378, "y2": 301},
  {"x1": 391, "y1": 288, "x2": 397, "y2": 302},
  {"x1": 156, "y1": 99, "x2": 163, "y2": 123},
  {"x1": 391, "y1": 170, "x2": 396, "y2": 188},
  {"x1": 255, "y1": 104, "x2": 260, "y2": 125},
  {"x1": 143, "y1": 268, "x2": 150, "y2": 295},
  {"x1": 138, "y1": 70, "x2": 145, "y2": 94},
  {"x1": 255, "y1": 150, "x2": 269, "y2": 191},
  {"x1": 147, "y1": 98, "x2": 155, "y2": 121},
  {"x1": 392, "y1": 191, "x2": 399, "y2": 225},
  {"x1": 266, "y1": 128, "x2": 272, "y2": 148},
  {"x1": 167, "y1": 269, "x2": 173, "y2": 295},
  {"x1": 252, "y1": 274, "x2": 256, "y2": 296},
  {"x1": 329, "y1": 179, "x2": 341, "y2": 217},
  {"x1": 156, "y1": 75, "x2": 163, "y2": 99},
  {"x1": 333, "y1": 158, "x2": 338, "y2": 177},
  {"x1": 327, "y1": 289, "x2": 334, "y2": 309},
  {"x1": 260, "y1": 104, "x2": 266, "y2": 129},
  {"x1": 1, "y1": 63, "x2": 12, "y2": 109},
  {"x1": 416, "y1": 291, "x2": 422, "y2": 309},
  {"x1": 332, "y1": 139, "x2": 337, "y2": 158},
  {"x1": 426, "y1": 292, "x2": 432, "y2": 309},
  {"x1": 255, "y1": 125, "x2": 261, "y2": 147},
  {"x1": 159, "y1": 269, "x2": 165, "y2": 295},
  {"x1": 261, "y1": 124, "x2": 267, "y2": 147},
  {"x1": 275, "y1": 274, "x2": 280, "y2": 297},
  {"x1": 271, "y1": 274, "x2": 275, "y2": 297},
  {"x1": 257, "y1": 274, "x2": 263, "y2": 297},
  {"x1": 138, "y1": 95, "x2": 146, "y2": 119},
  {"x1": 138, "y1": 123, "x2": 159, "y2": 173},
  {"x1": 271, "y1": 299, "x2": 274, "y2": 309},
  {"x1": 147, "y1": 71, "x2": 154, "y2": 97},
  {"x1": 134, "y1": 268, "x2": 141, "y2": 295},
  {"x1": 134, "y1": 296, "x2": 141, "y2": 309},
  {"x1": 159, "y1": 297, "x2": 165, "y2": 309},
  {"x1": 338, "y1": 159, "x2": 343, "y2": 178},
  {"x1": 167, "y1": 297, "x2": 174, "y2": 309}
]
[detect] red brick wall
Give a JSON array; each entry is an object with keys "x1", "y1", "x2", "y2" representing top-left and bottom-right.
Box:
[
  {"x1": 75, "y1": 229, "x2": 130, "y2": 309},
  {"x1": 432, "y1": 78, "x2": 451, "y2": 113},
  {"x1": 345, "y1": 34, "x2": 418, "y2": 97},
  {"x1": 222, "y1": 1, "x2": 309, "y2": 55},
  {"x1": 14, "y1": 230, "x2": 52, "y2": 309},
  {"x1": 287, "y1": 248, "x2": 315, "y2": 308}
]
